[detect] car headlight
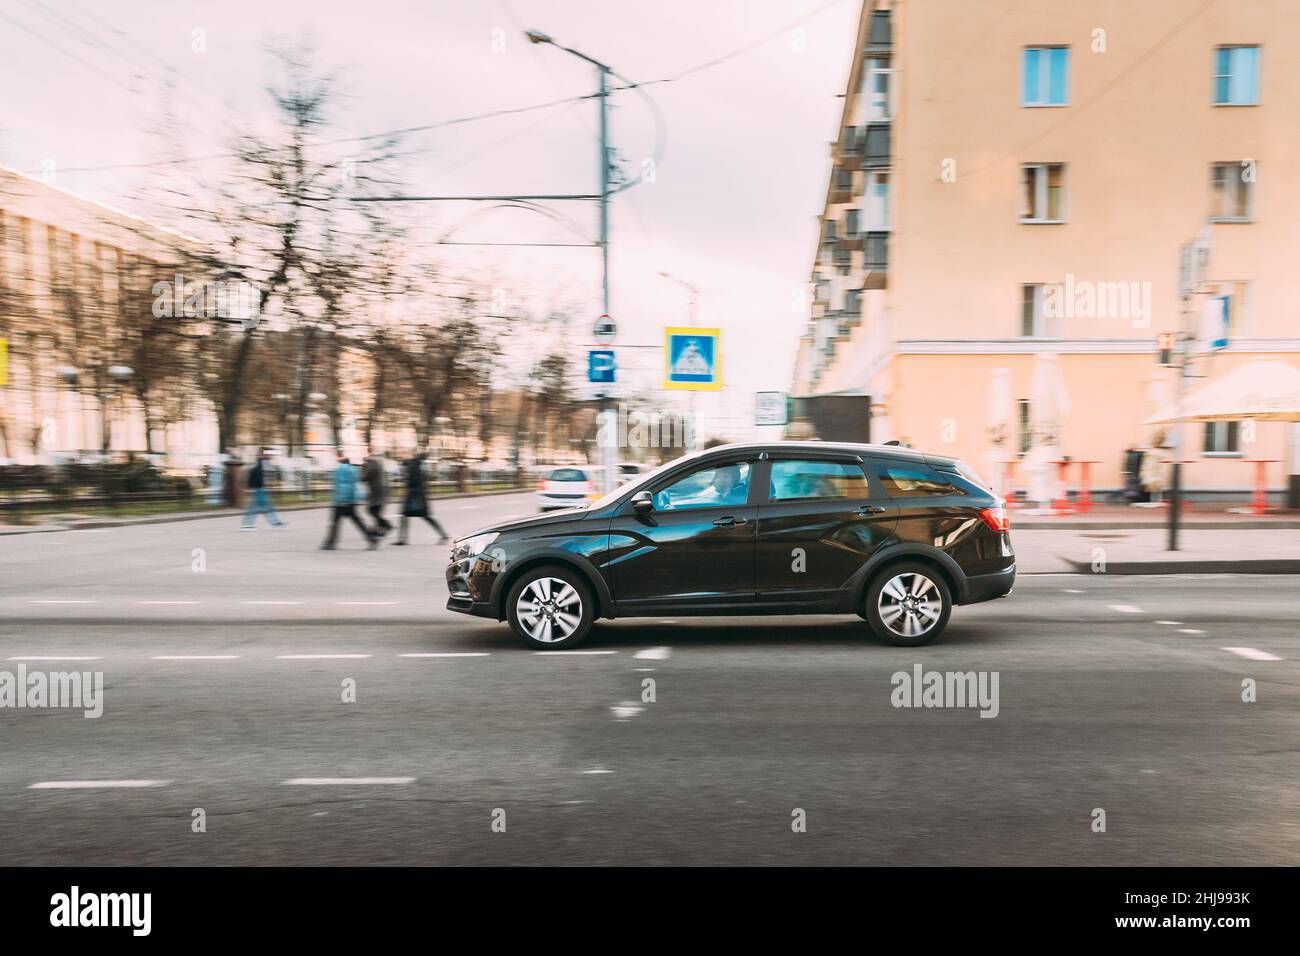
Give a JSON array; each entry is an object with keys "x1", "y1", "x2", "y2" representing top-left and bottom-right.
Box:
[{"x1": 451, "y1": 531, "x2": 498, "y2": 561}]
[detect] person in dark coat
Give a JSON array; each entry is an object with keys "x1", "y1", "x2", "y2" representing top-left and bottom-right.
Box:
[
  {"x1": 393, "y1": 453, "x2": 449, "y2": 546},
  {"x1": 361, "y1": 452, "x2": 393, "y2": 536}
]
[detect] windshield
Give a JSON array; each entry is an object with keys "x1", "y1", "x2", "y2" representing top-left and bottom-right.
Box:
[{"x1": 586, "y1": 454, "x2": 696, "y2": 510}]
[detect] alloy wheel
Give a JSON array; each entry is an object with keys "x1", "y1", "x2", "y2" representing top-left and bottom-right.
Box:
[
  {"x1": 876, "y1": 571, "x2": 942, "y2": 638},
  {"x1": 515, "y1": 576, "x2": 583, "y2": 643}
]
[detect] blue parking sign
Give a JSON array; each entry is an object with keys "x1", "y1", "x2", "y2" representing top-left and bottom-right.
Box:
[{"x1": 588, "y1": 349, "x2": 616, "y2": 383}]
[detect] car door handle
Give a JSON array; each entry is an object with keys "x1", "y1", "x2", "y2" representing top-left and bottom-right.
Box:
[
  {"x1": 855, "y1": 505, "x2": 888, "y2": 516},
  {"x1": 713, "y1": 515, "x2": 747, "y2": 527}
]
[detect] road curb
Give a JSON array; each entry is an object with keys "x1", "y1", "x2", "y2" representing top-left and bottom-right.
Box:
[
  {"x1": 1060, "y1": 557, "x2": 1300, "y2": 575},
  {"x1": 0, "y1": 486, "x2": 529, "y2": 534}
]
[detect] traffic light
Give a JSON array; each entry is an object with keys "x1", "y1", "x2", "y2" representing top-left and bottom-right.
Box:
[{"x1": 1157, "y1": 332, "x2": 1177, "y2": 366}]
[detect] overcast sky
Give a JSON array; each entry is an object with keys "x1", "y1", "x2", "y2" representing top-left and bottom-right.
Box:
[{"x1": 0, "y1": 0, "x2": 859, "y2": 440}]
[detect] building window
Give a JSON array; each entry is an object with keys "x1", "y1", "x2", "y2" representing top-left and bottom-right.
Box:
[
  {"x1": 1020, "y1": 284, "x2": 1057, "y2": 337},
  {"x1": 1022, "y1": 47, "x2": 1068, "y2": 106},
  {"x1": 866, "y1": 171, "x2": 890, "y2": 230},
  {"x1": 1020, "y1": 164, "x2": 1066, "y2": 221},
  {"x1": 1202, "y1": 281, "x2": 1249, "y2": 339},
  {"x1": 1214, "y1": 45, "x2": 1259, "y2": 105},
  {"x1": 1017, "y1": 400, "x2": 1033, "y2": 455},
  {"x1": 844, "y1": 288, "x2": 861, "y2": 315},
  {"x1": 1203, "y1": 420, "x2": 1241, "y2": 455},
  {"x1": 845, "y1": 208, "x2": 860, "y2": 236},
  {"x1": 1210, "y1": 162, "x2": 1254, "y2": 220},
  {"x1": 865, "y1": 57, "x2": 892, "y2": 121},
  {"x1": 822, "y1": 219, "x2": 837, "y2": 241},
  {"x1": 834, "y1": 168, "x2": 854, "y2": 192}
]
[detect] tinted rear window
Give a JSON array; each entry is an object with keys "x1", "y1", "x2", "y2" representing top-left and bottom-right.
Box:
[
  {"x1": 548, "y1": 469, "x2": 588, "y2": 482},
  {"x1": 878, "y1": 466, "x2": 961, "y2": 498}
]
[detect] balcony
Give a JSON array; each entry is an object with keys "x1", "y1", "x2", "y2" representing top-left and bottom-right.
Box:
[
  {"x1": 863, "y1": 232, "x2": 888, "y2": 288},
  {"x1": 866, "y1": 10, "x2": 891, "y2": 54},
  {"x1": 862, "y1": 124, "x2": 890, "y2": 168}
]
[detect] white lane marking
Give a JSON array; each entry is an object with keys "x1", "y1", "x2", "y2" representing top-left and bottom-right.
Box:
[
  {"x1": 1156, "y1": 620, "x2": 1182, "y2": 625},
  {"x1": 1062, "y1": 589, "x2": 1085, "y2": 594},
  {"x1": 1221, "y1": 647, "x2": 1282, "y2": 661},
  {"x1": 337, "y1": 601, "x2": 398, "y2": 606},
  {"x1": 70, "y1": 529, "x2": 109, "y2": 534},
  {"x1": 30, "y1": 780, "x2": 170, "y2": 789},
  {"x1": 276, "y1": 654, "x2": 371, "y2": 660},
  {"x1": 634, "y1": 646, "x2": 671, "y2": 660},
  {"x1": 1107, "y1": 604, "x2": 1143, "y2": 614},
  {"x1": 611, "y1": 702, "x2": 644, "y2": 719},
  {"x1": 8, "y1": 655, "x2": 102, "y2": 661},
  {"x1": 533, "y1": 650, "x2": 617, "y2": 656},
  {"x1": 242, "y1": 601, "x2": 305, "y2": 606},
  {"x1": 399, "y1": 652, "x2": 489, "y2": 658},
  {"x1": 282, "y1": 777, "x2": 415, "y2": 786},
  {"x1": 29, "y1": 600, "x2": 95, "y2": 604},
  {"x1": 1177, "y1": 629, "x2": 1206, "y2": 635},
  {"x1": 151, "y1": 655, "x2": 241, "y2": 661},
  {"x1": 138, "y1": 601, "x2": 201, "y2": 606},
  {"x1": 582, "y1": 768, "x2": 614, "y2": 775}
]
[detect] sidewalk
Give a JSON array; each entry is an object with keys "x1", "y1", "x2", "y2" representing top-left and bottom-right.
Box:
[
  {"x1": 1010, "y1": 501, "x2": 1300, "y2": 530},
  {"x1": 0, "y1": 486, "x2": 529, "y2": 535},
  {"x1": 1013, "y1": 527, "x2": 1300, "y2": 574}
]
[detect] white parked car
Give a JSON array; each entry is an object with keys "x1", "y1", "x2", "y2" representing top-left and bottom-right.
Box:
[{"x1": 536, "y1": 467, "x2": 595, "y2": 511}]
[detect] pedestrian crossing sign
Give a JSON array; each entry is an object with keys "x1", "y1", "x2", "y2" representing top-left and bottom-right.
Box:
[{"x1": 664, "y1": 327, "x2": 721, "y2": 391}]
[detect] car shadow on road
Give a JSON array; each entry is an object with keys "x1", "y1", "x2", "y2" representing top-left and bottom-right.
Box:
[{"x1": 576, "y1": 617, "x2": 1009, "y2": 651}]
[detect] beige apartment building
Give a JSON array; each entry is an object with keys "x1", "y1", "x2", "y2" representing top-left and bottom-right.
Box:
[
  {"x1": 0, "y1": 165, "x2": 215, "y2": 463},
  {"x1": 792, "y1": 0, "x2": 1300, "y2": 499}
]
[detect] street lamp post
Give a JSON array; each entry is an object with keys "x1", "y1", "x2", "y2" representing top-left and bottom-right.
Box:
[
  {"x1": 659, "y1": 271, "x2": 701, "y2": 451},
  {"x1": 527, "y1": 29, "x2": 619, "y2": 494}
]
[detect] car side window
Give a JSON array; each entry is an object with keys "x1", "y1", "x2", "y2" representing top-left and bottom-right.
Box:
[
  {"x1": 652, "y1": 461, "x2": 751, "y2": 511},
  {"x1": 768, "y1": 459, "x2": 868, "y2": 501},
  {"x1": 877, "y1": 465, "x2": 962, "y2": 498}
]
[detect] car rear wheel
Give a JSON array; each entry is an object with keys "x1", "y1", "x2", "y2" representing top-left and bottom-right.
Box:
[
  {"x1": 864, "y1": 562, "x2": 952, "y2": 647},
  {"x1": 506, "y1": 565, "x2": 595, "y2": 650}
]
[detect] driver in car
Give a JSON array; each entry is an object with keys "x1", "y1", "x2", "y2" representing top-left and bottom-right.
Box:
[{"x1": 700, "y1": 463, "x2": 749, "y2": 507}]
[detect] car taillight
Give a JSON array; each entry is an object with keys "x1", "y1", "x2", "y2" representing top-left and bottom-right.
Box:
[
  {"x1": 537, "y1": 480, "x2": 547, "y2": 492},
  {"x1": 979, "y1": 505, "x2": 1010, "y2": 533}
]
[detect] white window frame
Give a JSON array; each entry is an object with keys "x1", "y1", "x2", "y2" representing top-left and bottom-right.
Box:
[
  {"x1": 1202, "y1": 420, "x2": 1242, "y2": 457},
  {"x1": 1213, "y1": 45, "x2": 1260, "y2": 106},
  {"x1": 866, "y1": 57, "x2": 893, "y2": 122},
  {"x1": 1020, "y1": 163, "x2": 1066, "y2": 223},
  {"x1": 1022, "y1": 46, "x2": 1069, "y2": 107},
  {"x1": 1209, "y1": 162, "x2": 1254, "y2": 222},
  {"x1": 1020, "y1": 284, "x2": 1059, "y2": 338},
  {"x1": 865, "y1": 170, "x2": 891, "y2": 231}
]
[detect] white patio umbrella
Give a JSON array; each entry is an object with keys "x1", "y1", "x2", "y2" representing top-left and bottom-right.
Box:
[
  {"x1": 1023, "y1": 353, "x2": 1071, "y2": 508},
  {"x1": 984, "y1": 368, "x2": 1013, "y2": 496},
  {"x1": 1143, "y1": 360, "x2": 1300, "y2": 424}
]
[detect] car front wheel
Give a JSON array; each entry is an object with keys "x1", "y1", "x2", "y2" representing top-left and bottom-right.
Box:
[
  {"x1": 864, "y1": 562, "x2": 952, "y2": 647},
  {"x1": 506, "y1": 565, "x2": 595, "y2": 650}
]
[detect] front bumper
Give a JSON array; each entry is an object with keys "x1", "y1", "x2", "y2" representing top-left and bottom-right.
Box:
[
  {"x1": 446, "y1": 553, "x2": 502, "y2": 618},
  {"x1": 960, "y1": 564, "x2": 1016, "y2": 605}
]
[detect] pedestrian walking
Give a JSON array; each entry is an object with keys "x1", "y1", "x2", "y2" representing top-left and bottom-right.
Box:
[
  {"x1": 241, "y1": 449, "x2": 287, "y2": 529},
  {"x1": 321, "y1": 453, "x2": 378, "y2": 550},
  {"x1": 393, "y1": 452, "x2": 449, "y2": 546},
  {"x1": 362, "y1": 451, "x2": 393, "y2": 537}
]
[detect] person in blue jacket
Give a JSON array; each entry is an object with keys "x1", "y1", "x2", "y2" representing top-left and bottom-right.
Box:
[{"x1": 321, "y1": 453, "x2": 378, "y2": 550}]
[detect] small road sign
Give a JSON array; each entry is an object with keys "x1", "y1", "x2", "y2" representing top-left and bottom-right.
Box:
[
  {"x1": 664, "y1": 327, "x2": 721, "y2": 391},
  {"x1": 588, "y1": 349, "x2": 616, "y2": 384}
]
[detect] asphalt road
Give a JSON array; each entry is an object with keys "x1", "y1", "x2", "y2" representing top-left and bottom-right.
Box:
[{"x1": 1, "y1": 493, "x2": 1296, "y2": 865}]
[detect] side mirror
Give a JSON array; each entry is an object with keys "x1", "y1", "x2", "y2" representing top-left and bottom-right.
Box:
[{"x1": 631, "y1": 490, "x2": 654, "y2": 514}]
